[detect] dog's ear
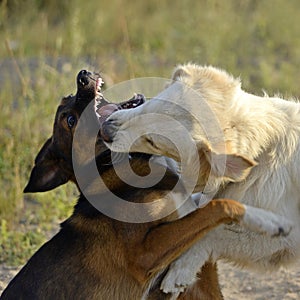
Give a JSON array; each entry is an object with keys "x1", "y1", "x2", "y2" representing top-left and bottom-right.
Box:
[
  {"x1": 171, "y1": 64, "x2": 190, "y2": 81},
  {"x1": 24, "y1": 138, "x2": 70, "y2": 193},
  {"x1": 208, "y1": 152, "x2": 256, "y2": 182},
  {"x1": 201, "y1": 141, "x2": 257, "y2": 182}
]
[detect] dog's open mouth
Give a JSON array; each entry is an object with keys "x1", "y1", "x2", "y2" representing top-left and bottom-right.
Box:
[
  {"x1": 95, "y1": 93, "x2": 145, "y2": 127},
  {"x1": 117, "y1": 94, "x2": 145, "y2": 110}
]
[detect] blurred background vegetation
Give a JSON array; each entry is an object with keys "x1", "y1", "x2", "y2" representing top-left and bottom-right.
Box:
[{"x1": 1, "y1": 0, "x2": 300, "y2": 265}]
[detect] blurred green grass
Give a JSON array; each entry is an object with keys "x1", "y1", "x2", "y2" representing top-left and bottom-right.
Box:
[{"x1": 1, "y1": 0, "x2": 300, "y2": 265}]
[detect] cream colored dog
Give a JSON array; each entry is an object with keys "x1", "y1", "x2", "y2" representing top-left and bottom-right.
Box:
[{"x1": 100, "y1": 64, "x2": 300, "y2": 294}]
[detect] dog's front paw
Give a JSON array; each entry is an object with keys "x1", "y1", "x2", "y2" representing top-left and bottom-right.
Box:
[
  {"x1": 242, "y1": 205, "x2": 292, "y2": 237},
  {"x1": 161, "y1": 263, "x2": 197, "y2": 294}
]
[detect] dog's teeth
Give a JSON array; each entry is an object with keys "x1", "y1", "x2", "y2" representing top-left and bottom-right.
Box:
[
  {"x1": 97, "y1": 78, "x2": 104, "y2": 88},
  {"x1": 96, "y1": 92, "x2": 103, "y2": 98},
  {"x1": 96, "y1": 78, "x2": 104, "y2": 96}
]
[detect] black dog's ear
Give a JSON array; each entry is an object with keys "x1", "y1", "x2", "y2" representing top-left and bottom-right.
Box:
[{"x1": 24, "y1": 138, "x2": 70, "y2": 193}]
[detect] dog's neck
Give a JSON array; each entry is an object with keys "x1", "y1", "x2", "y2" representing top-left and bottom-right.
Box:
[
  {"x1": 67, "y1": 152, "x2": 185, "y2": 229},
  {"x1": 215, "y1": 92, "x2": 300, "y2": 204},
  {"x1": 218, "y1": 91, "x2": 300, "y2": 162}
]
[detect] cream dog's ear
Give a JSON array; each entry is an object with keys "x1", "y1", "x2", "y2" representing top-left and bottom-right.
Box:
[
  {"x1": 171, "y1": 64, "x2": 190, "y2": 81},
  {"x1": 164, "y1": 64, "x2": 191, "y2": 89},
  {"x1": 201, "y1": 140, "x2": 257, "y2": 182},
  {"x1": 209, "y1": 152, "x2": 257, "y2": 182}
]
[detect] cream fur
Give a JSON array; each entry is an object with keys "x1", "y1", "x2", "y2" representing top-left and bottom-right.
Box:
[{"x1": 103, "y1": 64, "x2": 300, "y2": 293}]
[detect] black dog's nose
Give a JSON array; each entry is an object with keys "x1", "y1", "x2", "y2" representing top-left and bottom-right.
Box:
[{"x1": 77, "y1": 70, "x2": 92, "y2": 87}]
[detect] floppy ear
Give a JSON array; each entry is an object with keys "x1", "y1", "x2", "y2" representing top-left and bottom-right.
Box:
[
  {"x1": 24, "y1": 138, "x2": 70, "y2": 193},
  {"x1": 208, "y1": 152, "x2": 256, "y2": 182},
  {"x1": 201, "y1": 141, "x2": 257, "y2": 182}
]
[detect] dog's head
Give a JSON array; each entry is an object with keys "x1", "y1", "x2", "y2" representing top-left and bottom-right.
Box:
[
  {"x1": 24, "y1": 70, "x2": 106, "y2": 193},
  {"x1": 100, "y1": 64, "x2": 257, "y2": 195},
  {"x1": 24, "y1": 70, "x2": 145, "y2": 193}
]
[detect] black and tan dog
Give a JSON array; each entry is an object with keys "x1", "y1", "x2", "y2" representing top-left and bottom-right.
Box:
[{"x1": 1, "y1": 70, "x2": 270, "y2": 300}]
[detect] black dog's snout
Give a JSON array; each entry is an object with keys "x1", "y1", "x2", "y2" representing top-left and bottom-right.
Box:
[{"x1": 77, "y1": 70, "x2": 92, "y2": 86}]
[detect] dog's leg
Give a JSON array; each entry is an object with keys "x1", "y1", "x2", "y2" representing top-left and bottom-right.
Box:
[
  {"x1": 241, "y1": 205, "x2": 292, "y2": 237},
  {"x1": 161, "y1": 238, "x2": 211, "y2": 294},
  {"x1": 130, "y1": 198, "x2": 245, "y2": 284},
  {"x1": 177, "y1": 262, "x2": 224, "y2": 300},
  {"x1": 160, "y1": 204, "x2": 293, "y2": 294}
]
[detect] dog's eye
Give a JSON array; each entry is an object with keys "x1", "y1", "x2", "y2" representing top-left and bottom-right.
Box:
[{"x1": 67, "y1": 115, "x2": 76, "y2": 128}]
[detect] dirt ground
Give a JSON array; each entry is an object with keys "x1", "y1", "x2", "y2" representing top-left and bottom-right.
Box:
[
  {"x1": 1, "y1": 260, "x2": 299, "y2": 299},
  {"x1": 218, "y1": 261, "x2": 300, "y2": 300}
]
